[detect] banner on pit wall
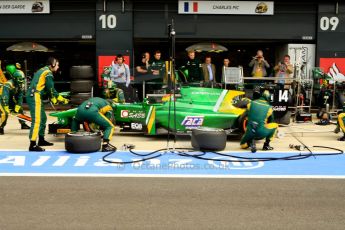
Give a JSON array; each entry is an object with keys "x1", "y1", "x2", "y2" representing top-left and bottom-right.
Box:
[
  {"x1": 320, "y1": 58, "x2": 345, "y2": 82},
  {"x1": 178, "y1": 1, "x2": 273, "y2": 15},
  {"x1": 0, "y1": 0, "x2": 50, "y2": 14},
  {"x1": 97, "y1": 55, "x2": 131, "y2": 87}
]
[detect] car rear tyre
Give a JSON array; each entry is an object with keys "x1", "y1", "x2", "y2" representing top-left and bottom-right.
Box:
[
  {"x1": 191, "y1": 127, "x2": 227, "y2": 151},
  {"x1": 70, "y1": 66, "x2": 94, "y2": 80},
  {"x1": 70, "y1": 80, "x2": 94, "y2": 93},
  {"x1": 65, "y1": 131, "x2": 102, "y2": 153},
  {"x1": 238, "y1": 113, "x2": 248, "y2": 133}
]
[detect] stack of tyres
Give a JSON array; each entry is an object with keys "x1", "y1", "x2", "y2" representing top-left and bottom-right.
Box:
[{"x1": 70, "y1": 66, "x2": 94, "y2": 105}]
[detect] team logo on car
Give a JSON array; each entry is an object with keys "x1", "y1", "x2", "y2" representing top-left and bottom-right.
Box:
[
  {"x1": 181, "y1": 116, "x2": 204, "y2": 129},
  {"x1": 121, "y1": 110, "x2": 129, "y2": 118}
]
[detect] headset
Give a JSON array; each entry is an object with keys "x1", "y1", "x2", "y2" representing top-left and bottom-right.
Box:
[{"x1": 46, "y1": 57, "x2": 58, "y2": 68}]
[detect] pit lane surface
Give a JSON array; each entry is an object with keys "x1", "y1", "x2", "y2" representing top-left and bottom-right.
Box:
[{"x1": 1, "y1": 116, "x2": 345, "y2": 229}]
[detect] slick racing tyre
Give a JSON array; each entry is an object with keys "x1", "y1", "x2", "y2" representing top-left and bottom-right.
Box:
[
  {"x1": 70, "y1": 80, "x2": 94, "y2": 93},
  {"x1": 238, "y1": 113, "x2": 248, "y2": 133},
  {"x1": 65, "y1": 131, "x2": 102, "y2": 153},
  {"x1": 70, "y1": 65, "x2": 94, "y2": 80},
  {"x1": 191, "y1": 127, "x2": 227, "y2": 151}
]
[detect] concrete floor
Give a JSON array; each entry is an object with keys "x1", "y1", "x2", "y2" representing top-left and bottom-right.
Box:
[{"x1": 1, "y1": 111, "x2": 344, "y2": 152}]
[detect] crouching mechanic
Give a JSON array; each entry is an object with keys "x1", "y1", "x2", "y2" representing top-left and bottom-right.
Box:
[
  {"x1": 240, "y1": 90, "x2": 279, "y2": 153},
  {"x1": 71, "y1": 97, "x2": 116, "y2": 152},
  {"x1": 26, "y1": 57, "x2": 69, "y2": 151},
  {"x1": 336, "y1": 108, "x2": 345, "y2": 141},
  {"x1": 0, "y1": 65, "x2": 29, "y2": 135}
]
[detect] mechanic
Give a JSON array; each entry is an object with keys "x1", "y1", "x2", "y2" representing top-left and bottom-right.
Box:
[
  {"x1": 0, "y1": 61, "x2": 8, "y2": 84},
  {"x1": 14, "y1": 63, "x2": 31, "y2": 129},
  {"x1": 179, "y1": 50, "x2": 204, "y2": 84},
  {"x1": 0, "y1": 65, "x2": 30, "y2": 134},
  {"x1": 147, "y1": 50, "x2": 166, "y2": 93},
  {"x1": 336, "y1": 108, "x2": 345, "y2": 141},
  {"x1": 26, "y1": 57, "x2": 69, "y2": 151},
  {"x1": 102, "y1": 80, "x2": 125, "y2": 103},
  {"x1": 71, "y1": 97, "x2": 116, "y2": 152},
  {"x1": 240, "y1": 90, "x2": 279, "y2": 153}
]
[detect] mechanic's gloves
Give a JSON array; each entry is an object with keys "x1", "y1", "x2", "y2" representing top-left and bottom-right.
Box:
[
  {"x1": 4, "y1": 106, "x2": 10, "y2": 114},
  {"x1": 51, "y1": 97, "x2": 58, "y2": 105},
  {"x1": 51, "y1": 95, "x2": 69, "y2": 105},
  {"x1": 14, "y1": 105, "x2": 21, "y2": 113},
  {"x1": 57, "y1": 94, "x2": 69, "y2": 104}
]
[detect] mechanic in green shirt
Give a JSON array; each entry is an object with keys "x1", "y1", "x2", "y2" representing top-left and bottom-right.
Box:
[
  {"x1": 71, "y1": 97, "x2": 116, "y2": 152},
  {"x1": 179, "y1": 50, "x2": 204, "y2": 84},
  {"x1": 0, "y1": 64, "x2": 29, "y2": 134},
  {"x1": 336, "y1": 106, "x2": 345, "y2": 141},
  {"x1": 147, "y1": 50, "x2": 166, "y2": 92},
  {"x1": 240, "y1": 90, "x2": 279, "y2": 153},
  {"x1": 26, "y1": 57, "x2": 69, "y2": 151}
]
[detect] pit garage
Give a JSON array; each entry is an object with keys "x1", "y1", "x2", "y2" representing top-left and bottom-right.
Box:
[{"x1": 1, "y1": 1, "x2": 345, "y2": 230}]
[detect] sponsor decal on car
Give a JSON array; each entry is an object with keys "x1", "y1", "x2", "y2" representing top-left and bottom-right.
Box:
[
  {"x1": 128, "y1": 112, "x2": 145, "y2": 119},
  {"x1": 272, "y1": 106, "x2": 287, "y2": 112},
  {"x1": 121, "y1": 110, "x2": 129, "y2": 118},
  {"x1": 181, "y1": 116, "x2": 204, "y2": 129},
  {"x1": 131, "y1": 123, "x2": 143, "y2": 130}
]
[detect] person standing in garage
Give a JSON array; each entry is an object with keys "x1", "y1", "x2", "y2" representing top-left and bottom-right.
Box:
[
  {"x1": 249, "y1": 50, "x2": 270, "y2": 78},
  {"x1": 201, "y1": 55, "x2": 216, "y2": 87},
  {"x1": 110, "y1": 54, "x2": 133, "y2": 101},
  {"x1": 26, "y1": 57, "x2": 69, "y2": 151},
  {"x1": 179, "y1": 50, "x2": 204, "y2": 84},
  {"x1": 71, "y1": 97, "x2": 116, "y2": 152}
]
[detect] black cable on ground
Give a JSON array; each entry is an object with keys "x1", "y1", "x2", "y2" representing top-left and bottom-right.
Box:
[
  {"x1": 102, "y1": 151, "x2": 163, "y2": 164},
  {"x1": 102, "y1": 145, "x2": 343, "y2": 165},
  {"x1": 102, "y1": 146, "x2": 163, "y2": 164}
]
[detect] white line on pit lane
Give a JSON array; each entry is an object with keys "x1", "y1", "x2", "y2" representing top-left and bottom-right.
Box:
[{"x1": 1, "y1": 173, "x2": 345, "y2": 179}]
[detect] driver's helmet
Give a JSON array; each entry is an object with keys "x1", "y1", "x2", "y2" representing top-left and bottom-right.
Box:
[
  {"x1": 5, "y1": 64, "x2": 16, "y2": 76},
  {"x1": 261, "y1": 90, "x2": 271, "y2": 102}
]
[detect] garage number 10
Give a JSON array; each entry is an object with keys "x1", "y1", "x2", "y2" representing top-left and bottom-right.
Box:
[{"x1": 99, "y1": 14, "x2": 117, "y2": 29}]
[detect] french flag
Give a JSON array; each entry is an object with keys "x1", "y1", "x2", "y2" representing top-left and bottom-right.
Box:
[{"x1": 184, "y1": 1, "x2": 198, "y2": 13}]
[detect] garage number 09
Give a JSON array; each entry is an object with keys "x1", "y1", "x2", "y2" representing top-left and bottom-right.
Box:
[{"x1": 320, "y1": 16, "x2": 339, "y2": 31}]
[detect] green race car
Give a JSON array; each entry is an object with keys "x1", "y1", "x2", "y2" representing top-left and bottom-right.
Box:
[{"x1": 48, "y1": 86, "x2": 247, "y2": 135}]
